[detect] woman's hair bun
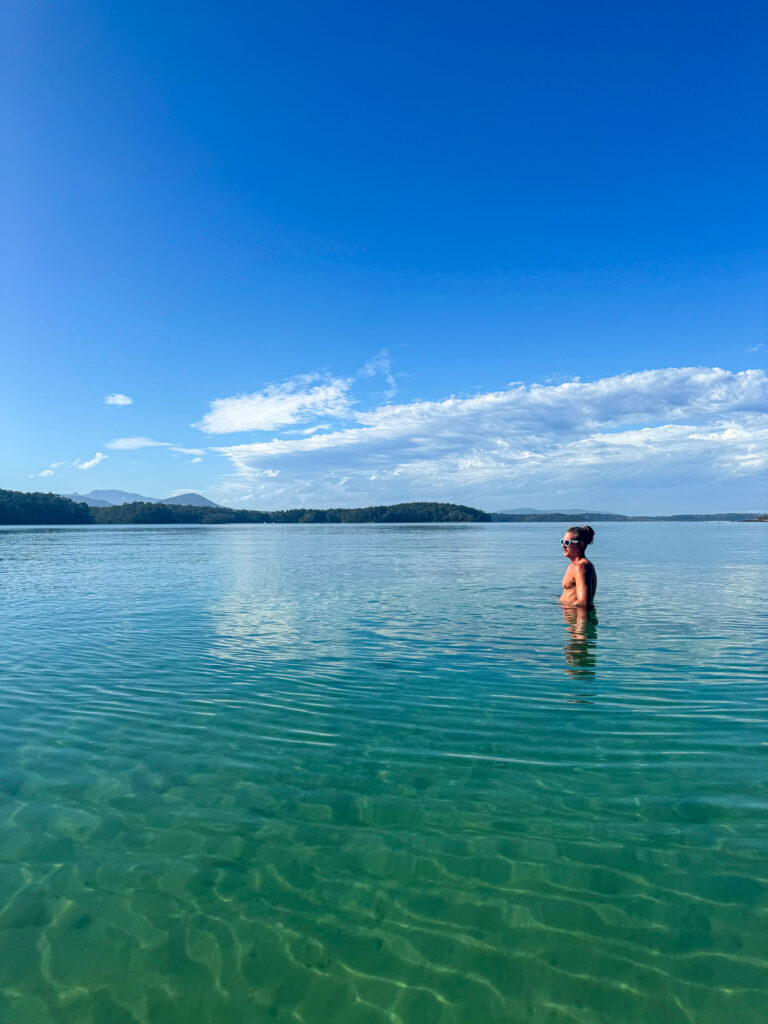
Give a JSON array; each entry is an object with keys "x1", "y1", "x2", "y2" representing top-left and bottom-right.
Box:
[{"x1": 567, "y1": 525, "x2": 595, "y2": 547}]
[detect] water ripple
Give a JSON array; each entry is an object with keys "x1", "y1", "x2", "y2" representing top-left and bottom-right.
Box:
[{"x1": 1, "y1": 523, "x2": 767, "y2": 1022}]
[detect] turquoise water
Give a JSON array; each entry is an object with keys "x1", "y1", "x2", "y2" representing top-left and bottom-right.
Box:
[{"x1": 1, "y1": 522, "x2": 767, "y2": 1024}]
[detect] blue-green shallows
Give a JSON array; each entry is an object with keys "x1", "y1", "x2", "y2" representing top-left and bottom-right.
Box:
[{"x1": 1, "y1": 522, "x2": 767, "y2": 1023}]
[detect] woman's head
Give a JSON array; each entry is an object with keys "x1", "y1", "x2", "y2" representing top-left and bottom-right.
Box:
[{"x1": 562, "y1": 525, "x2": 595, "y2": 553}]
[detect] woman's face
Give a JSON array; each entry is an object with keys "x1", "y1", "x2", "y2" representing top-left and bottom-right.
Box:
[{"x1": 561, "y1": 532, "x2": 582, "y2": 557}]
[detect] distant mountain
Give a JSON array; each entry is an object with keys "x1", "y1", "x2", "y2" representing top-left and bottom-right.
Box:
[
  {"x1": 61, "y1": 492, "x2": 116, "y2": 507},
  {"x1": 160, "y1": 492, "x2": 219, "y2": 507},
  {"x1": 59, "y1": 490, "x2": 219, "y2": 508},
  {"x1": 88, "y1": 489, "x2": 161, "y2": 504}
]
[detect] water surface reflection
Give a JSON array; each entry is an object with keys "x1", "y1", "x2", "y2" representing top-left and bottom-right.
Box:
[{"x1": 562, "y1": 605, "x2": 598, "y2": 681}]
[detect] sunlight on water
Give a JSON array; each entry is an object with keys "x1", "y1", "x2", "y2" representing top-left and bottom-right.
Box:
[{"x1": 1, "y1": 522, "x2": 767, "y2": 1023}]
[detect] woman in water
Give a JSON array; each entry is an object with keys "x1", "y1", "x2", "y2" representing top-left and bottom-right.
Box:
[{"x1": 559, "y1": 525, "x2": 597, "y2": 608}]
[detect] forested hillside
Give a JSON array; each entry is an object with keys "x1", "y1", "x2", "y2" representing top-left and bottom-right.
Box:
[
  {"x1": 90, "y1": 501, "x2": 490, "y2": 524},
  {"x1": 0, "y1": 490, "x2": 490, "y2": 525},
  {"x1": 0, "y1": 489, "x2": 92, "y2": 525}
]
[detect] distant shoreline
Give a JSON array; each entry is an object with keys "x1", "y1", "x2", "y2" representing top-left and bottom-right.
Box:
[{"x1": 0, "y1": 488, "x2": 764, "y2": 526}]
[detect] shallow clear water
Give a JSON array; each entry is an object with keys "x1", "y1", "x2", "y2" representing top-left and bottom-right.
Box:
[{"x1": 1, "y1": 522, "x2": 767, "y2": 1024}]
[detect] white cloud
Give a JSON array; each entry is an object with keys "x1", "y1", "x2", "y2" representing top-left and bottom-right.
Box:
[
  {"x1": 207, "y1": 367, "x2": 768, "y2": 507},
  {"x1": 107, "y1": 437, "x2": 166, "y2": 450},
  {"x1": 359, "y1": 350, "x2": 397, "y2": 399},
  {"x1": 34, "y1": 460, "x2": 67, "y2": 476},
  {"x1": 104, "y1": 393, "x2": 133, "y2": 405},
  {"x1": 194, "y1": 374, "x2": 353, "y2": 433},
  {"x1": 78, "y1": 452, "x2": 107, "y2": 470},
  {"x1": 289, "y1": 423, "x2": 331, "y2": 436},
  {"x1": 190, "y1": 456, "x2": 203, "y2": 464},
  {"x1": 106, "y1": 437, "x2": 204, "y2": 457}
]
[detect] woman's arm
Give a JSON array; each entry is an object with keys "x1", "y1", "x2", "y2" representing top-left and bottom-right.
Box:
[{"x1": 573, "y1": 562, "x2": 591, "y2": 607}]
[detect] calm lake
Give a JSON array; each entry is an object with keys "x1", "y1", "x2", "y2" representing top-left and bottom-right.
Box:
[{"x1": 1, "y1": 522, "x2": 767, "y2": 1023}]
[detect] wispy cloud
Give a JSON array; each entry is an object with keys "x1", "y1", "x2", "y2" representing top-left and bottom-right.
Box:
[
  {"x1": 107, "y1": 437, "x2": 166, "y2": 450},
  {"x1": 359, "y1": 350, "x2": 397, "y2": 400},
  {"x1": 34, "y1": 460, "x2": 67, "y2": 477},
  {"x1": 206, "y1": 367, "x2": 768, "y2": 506},
  {"x1": 107, "y1": 437, "x2": 204, "y2": 457},
  {"x1": 78, "y1": 452, "x2": 107, "y2": 470},
  {"x1": 193, "y1": 373, "x2": 353, "y2": 434},
  {"x1": 104, "y1": 393, "x2": 133, "y2": 405}
]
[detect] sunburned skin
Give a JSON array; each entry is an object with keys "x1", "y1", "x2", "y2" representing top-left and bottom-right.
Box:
[{"x1": 559, "y1": 531, "x2": 597, "y2": 608}]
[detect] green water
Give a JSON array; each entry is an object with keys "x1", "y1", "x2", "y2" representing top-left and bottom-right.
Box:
[{"x1": 1, "y1": 522, "x2": 767, "y2": 1023}]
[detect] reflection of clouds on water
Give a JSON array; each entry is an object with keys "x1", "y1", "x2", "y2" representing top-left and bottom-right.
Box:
[
  {"x1": 204, "y1": 528, "x2": 304, "y2": 664},
  {"x1": 721, "y1": 560, "x2": 762, "y2": 604},
  {"x1": 562, "y1": 606, "x2": 598, "y2": 684},
  {"x1": 207, "y1": 590, "x2": 301, "y2": 663}
]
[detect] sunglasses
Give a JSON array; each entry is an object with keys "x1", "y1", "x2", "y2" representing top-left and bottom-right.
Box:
[{"x1": 561, "y1": 538, "x2": 582, "y2": 548}]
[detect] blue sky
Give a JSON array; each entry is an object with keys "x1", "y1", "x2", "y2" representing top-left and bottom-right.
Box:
[{"x1": 2, "y1": 1, "x2": 766, "y2": 512}]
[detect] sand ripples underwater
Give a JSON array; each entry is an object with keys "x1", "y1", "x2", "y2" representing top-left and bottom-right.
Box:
[{"x1": 1, "y1": 522, "x2": 767, "y2": 1023}]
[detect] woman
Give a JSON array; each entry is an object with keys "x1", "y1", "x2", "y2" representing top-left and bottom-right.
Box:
[{"x1": 559, "y1": 525, "x2": 597, "y2": 608}]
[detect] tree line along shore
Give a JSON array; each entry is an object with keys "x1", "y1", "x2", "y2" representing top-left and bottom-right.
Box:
[
  {"x1": 0, "y1": 488, "x2": 764, "y2": 526},
  {"x1": 0, "y1": 489, "x2": 491, "y2": 525}
]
